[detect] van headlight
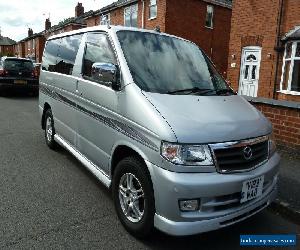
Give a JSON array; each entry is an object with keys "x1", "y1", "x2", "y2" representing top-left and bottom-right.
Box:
[
  {"x1": 161, "y1": 142, "x2": 214, "y2": 166},
  {"x1": 268, "y1": 133, "x2": 277, "y2": 157}
]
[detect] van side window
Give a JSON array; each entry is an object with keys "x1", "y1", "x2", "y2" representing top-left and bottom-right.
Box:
[
  {"x1": 42, "y1": 39, "x2": 60, "y2": 71},
  {"x1": 82, "y1": 33, "x2": 116, "y2": 83},
  {"x1": 56, "y1": 34, "x2": 83, "y2": 75}
]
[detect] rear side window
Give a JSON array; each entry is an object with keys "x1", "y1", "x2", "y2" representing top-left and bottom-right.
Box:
[
  {"x1": 4, "y1": 59, "x2": 33, "y2": 71},
  {"x1": 82, "y1": 33, "x2": 116, "y2": 81},
  {"x1": 42, "y1": 34, "x2": 83, "y2": 75}
]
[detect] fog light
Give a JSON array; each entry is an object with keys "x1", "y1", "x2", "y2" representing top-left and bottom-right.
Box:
[{"x1": 179, "y1": 199, "x2": 199, "y2": 211}]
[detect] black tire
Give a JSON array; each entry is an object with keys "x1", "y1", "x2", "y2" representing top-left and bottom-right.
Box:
[
  {"x1": 29, "y1": 90, "x2": 39, "y2": 97},
  {"x1": 44, "y1": 109, "x2": 57, "y2": 149},
  {"x1": 0, "y1": 87, "x2": 6, "y2": 97},
  {"x1": 112, "y1": 156, "x2": 155, "y2": 238}
]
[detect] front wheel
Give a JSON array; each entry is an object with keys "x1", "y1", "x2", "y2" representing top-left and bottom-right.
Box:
[{"x1": 112, "y1": 157, "x2": 155, "y2": 238}]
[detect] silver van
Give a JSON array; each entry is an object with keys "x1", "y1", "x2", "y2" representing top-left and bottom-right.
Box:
[{"x1": 39, "y1": 25, "x2": 280, "y2": 237}]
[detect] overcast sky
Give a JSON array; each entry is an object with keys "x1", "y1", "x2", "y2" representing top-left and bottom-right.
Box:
[{"x1": 0, "y1": 0, "x2": 115, "y2": 42}]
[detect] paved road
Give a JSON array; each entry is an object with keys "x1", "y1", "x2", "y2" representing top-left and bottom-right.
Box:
[{"x1": 0, "y1": 94, "x2": 299, "y2": 250}]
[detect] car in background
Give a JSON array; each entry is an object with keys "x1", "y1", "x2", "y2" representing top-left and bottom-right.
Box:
[{"x1": 0, "y1": 57, "x2": 39, "y2": 95}]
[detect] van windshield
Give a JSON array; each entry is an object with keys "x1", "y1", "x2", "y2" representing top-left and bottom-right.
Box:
[{"x1": 117, "y1": 30, "x2": 232, "y2": 95}]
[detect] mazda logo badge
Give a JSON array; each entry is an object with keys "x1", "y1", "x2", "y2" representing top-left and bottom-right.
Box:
[{"x1": 243, "y1": 146, "x2": 252, "y2": 160}]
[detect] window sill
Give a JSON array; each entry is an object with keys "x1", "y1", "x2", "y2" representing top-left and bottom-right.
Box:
[
  {"x1": 205, "y1": 26, "x2": 214, "y2": 30},
  {"x1": 277, "y1": 90, "x2": 300, "y2": 96},
  {"x1": 148, "y1": 16, "x2": 157, "y2": 21}
]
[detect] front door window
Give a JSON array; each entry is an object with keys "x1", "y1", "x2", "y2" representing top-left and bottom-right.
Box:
[{"x1": 239, "y1": 48, "x2": 262, "y2": 97}]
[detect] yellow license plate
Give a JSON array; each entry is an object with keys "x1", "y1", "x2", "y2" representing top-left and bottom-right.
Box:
[{"x1": 14, "y1": 80, "x2": 27, "y2": 84}]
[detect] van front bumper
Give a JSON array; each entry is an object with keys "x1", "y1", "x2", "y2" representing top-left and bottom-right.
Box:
[{"x1": 146, "y1": 152, "x2": 280, "y2": 236}]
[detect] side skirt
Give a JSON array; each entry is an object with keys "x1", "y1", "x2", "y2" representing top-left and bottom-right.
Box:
[{"x1": 54, "y1": 134, "x2": 111, "y2": 188}]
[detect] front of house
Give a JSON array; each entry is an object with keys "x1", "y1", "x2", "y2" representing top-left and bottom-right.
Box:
[
  {"x1": 11, "y1": 1, "x2": 232, "y2": 72},
  {"x1": 227, "y1": 0, "x2": 300, "y2": 102},
  {"x1": 0, "y1": 35, "x2": 15, "y2": 57},
  {"x1": 95, "y1": 0, "x2": 232, "y2": 76}
]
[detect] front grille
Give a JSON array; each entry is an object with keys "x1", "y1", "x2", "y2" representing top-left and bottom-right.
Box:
[{"x1": 212, "y1": 137, "x2": 269, "y2": 173}]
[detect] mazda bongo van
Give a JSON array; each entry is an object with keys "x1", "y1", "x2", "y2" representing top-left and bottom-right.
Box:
[{"x1": 39, "y1": 25, "x2": 280, "y2": 237}]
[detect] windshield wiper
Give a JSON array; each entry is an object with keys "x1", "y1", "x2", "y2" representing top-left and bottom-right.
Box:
[
  {"x1": 167, "y1": 87, "x2": 215, "y2": 95},
  {"x1": 215, "y1": 88, "x2": 236, "y2": 95}
]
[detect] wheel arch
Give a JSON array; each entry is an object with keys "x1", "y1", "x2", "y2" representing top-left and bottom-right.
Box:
[{"x1": 110, "y1": 141, "x2": 151, "y2": 179}]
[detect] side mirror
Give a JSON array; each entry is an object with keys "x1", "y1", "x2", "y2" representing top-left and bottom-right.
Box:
[{"x1": 91, "y1": 62, "x2": 121, "y2": 91}]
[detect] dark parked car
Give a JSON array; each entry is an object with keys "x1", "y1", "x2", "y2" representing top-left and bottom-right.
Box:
[{"x1": 0, "y1": 57, "x2": 39, "y2": 95}]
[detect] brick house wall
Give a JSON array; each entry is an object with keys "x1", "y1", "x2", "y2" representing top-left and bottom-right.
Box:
[
  {"x1": 85, "y1": 16, "x2": 99, "y2": 27},
  {"x1": 24, "y1": 40, "x2": 34, "y2": 59},
  {"x1": 0, "y1": 45, "x2": 14, "y2": 56},
  {"x1": 16, "y1": 42, "x2": 25, "y2": 58},
  {"x1": 45, "y1": 23, "x2": 86, "y2": 39},
  {"x1": 245, "y1": 96, "x2": 300, "y2": 151},
  {"x1": 282, "y1": 0, "x2": 300, "y2": 35},
  {"x1": 227, "y1": 0, "x2": 300, "y2": 102},
  {"x1": 110, "y1": 7, "x2": 126, "y2": 27},
  {"x1": 227, "y1": 0, "x2": 280, "y2": 98},
  {"x1": 109, "y1": 0, "x2": 167, "y2": 30},
  {"x1": 36, "y1": 37, "x2": 46, "y2": 62},
  {"x1": 145, "y1": 0, "x2": 167, "y2": 30},
  {"x1": 11, "y1": 35, "x2": 43, "y2": 62},
  {"x1": 165, "y1": 0, "x2": 232, "y2": 75},
  {"x1": 84, "y1": 11, "x2": 100, "y2": 27},
  {"x1": 260, "y1": 104, "x2": 300, "y2": 150}
]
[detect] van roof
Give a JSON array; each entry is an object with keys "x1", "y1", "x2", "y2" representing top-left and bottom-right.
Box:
[{"x1": 47, "y1": 25, "x2": 183, "y2": 42}]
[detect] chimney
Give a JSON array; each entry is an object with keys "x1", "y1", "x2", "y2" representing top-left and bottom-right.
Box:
[
  {"x1": 75, "y1": 2, "x2": 84, "y2": 17},
  {"x1": 28, "y1": 28, "x2": 33, "y2": 37},
  {"x1": 45, "y1": 18, "x2": 51, "y2": 30}
]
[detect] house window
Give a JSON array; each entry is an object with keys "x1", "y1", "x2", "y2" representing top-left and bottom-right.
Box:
[
  {"x1": 149, "y1": 0, "x2": 157, "y2": 19},
  {"x1": 124, "y1": 4, "x2": 138, "y2": 27},
  {"x1": 100, "y1": 14, "x2": 110, "y2": 25},
  {"x1": 32, "y1": 39, "x2": 35, "y2": 50},
  {"x1": 205, "y1": 5, "x2": 214, "y2": 29},
  {"x1": 280, "y1": 41, "x2": 300, "y2": 93}
]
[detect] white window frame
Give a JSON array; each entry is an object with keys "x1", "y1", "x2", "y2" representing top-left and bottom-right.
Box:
[
  {"x1": 280, "y1": 41, "x2": 300, "y2": 95},
  {"x1": 32, "y1": 39, "x2": 35, "y2": 50},
  {"x1": 149, "y1": 0, "x2": 157, "y2": 20},
  {"x1": 28, "y1": 40, "x2": 32, "y2": 51},
  {"x1": 124, "y1": 4, "x2": 138, "y2": 27},
  {"x1": 205, "y1": 5, "x2": 214, "y2": 29},
  {"x1": 100, "y1": 13, "x2": 110, "y2": 25}
]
